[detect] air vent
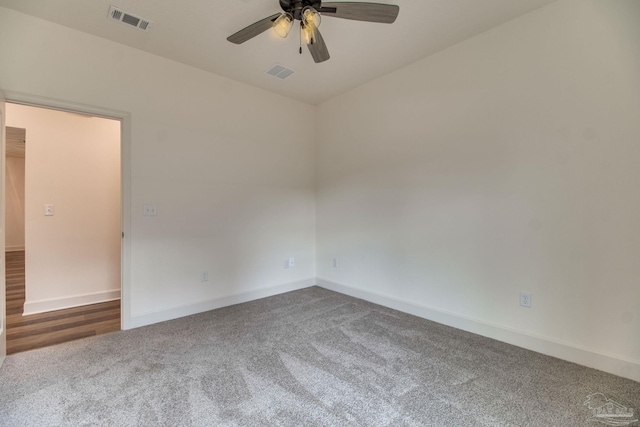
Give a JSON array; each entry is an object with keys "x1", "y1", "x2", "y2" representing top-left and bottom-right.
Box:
[
  {"x1": 266, "y1": 64, "x2": 296, "y2": 80},
  {"x1": 108, "y1": 6, "x2": 152, "y2": 31}
]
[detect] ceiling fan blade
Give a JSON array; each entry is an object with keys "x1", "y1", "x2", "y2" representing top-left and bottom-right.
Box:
[
  {"x1": 319, "y1": 2, "x2": 399, "y2": 24},
  {"x1": 227, "y1": 13, "x2": 281, "y2": 44},
  {"x1": 307, "y1": 26, "x2": 330, "y2": 63}
]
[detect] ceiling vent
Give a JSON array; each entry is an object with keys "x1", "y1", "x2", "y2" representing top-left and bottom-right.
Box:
[
  {"x1": 108, "y1": 6, "x2": 152, "y2": 31},
  {"x1": 265, "y1": 64, "x2": 296, "y2": 80}
]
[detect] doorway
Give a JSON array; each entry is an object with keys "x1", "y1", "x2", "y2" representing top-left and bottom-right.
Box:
[{"x1": 4, "y1": 103, "x2": 122, "y2": 354}]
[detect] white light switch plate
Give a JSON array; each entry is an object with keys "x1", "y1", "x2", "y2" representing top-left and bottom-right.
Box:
[
  {"x1": 44, "y1": 204, "x2": 54, "y2": 216},
  {"x1": 143, "y1": 204, "x2": 157, "y2": 216}
]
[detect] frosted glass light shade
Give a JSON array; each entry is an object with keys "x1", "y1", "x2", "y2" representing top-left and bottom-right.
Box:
[
  {"x1": 301, "y1": 23, "x2": 314, "y2": 45},
  {"x1": 273, "y1": 13, "x2": 294, "y2": 38},
  {"x1": 302, "y1": 7, "x2": 321, "y2": 28}
]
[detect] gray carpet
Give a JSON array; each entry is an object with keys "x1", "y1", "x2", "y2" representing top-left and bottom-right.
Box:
[{"x1": 0, "y1": 287, "x2": 638, "y2": 426}]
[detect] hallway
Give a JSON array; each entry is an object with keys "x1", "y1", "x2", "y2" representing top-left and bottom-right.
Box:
[{"x1": 5, "y1": 251, "x2": 120, "y2": 354}]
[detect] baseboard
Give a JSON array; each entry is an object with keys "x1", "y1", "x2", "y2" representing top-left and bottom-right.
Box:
[
  {"x1": 22, "y1": 289, "x2": 121, "y2": 316},
  {"x1": 5, "y1": 246, "x2": 25, "y2": 252},
  {"x1": 0, "y1": 326, "x2": 6, "y2": 368},
  {"x1": 128, "y1": 278, "x2": 316, "y2": 329},
  {"x1": 316, "y1": 278, "x2": 640, "y2": 383}
]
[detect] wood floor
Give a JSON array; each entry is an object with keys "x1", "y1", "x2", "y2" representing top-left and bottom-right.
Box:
[{"x1": 5, "y1": 250, "x2": 120, "y2": 355}]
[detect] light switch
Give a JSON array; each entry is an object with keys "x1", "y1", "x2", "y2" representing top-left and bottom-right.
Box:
[
  {"x1": 44, "y1": 204, "x2": 54, "y2": 216},
  {"x1": 143, "y1": 204, "x2": 157, "y2": 216}
]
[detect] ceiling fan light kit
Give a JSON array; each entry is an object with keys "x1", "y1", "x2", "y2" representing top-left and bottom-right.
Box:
[
  {"x1": 273, "y1": 12, "x2": 294, "y2": 37},
  {"x1": 301, "y1": 22, "x2": 313, "y2": 45},
  {"x1": 227, "y1": 1, "x2": 400, "y2": 64},
  {"x1": 302, "y1": 6, "x2": 322, "y2": 28}
]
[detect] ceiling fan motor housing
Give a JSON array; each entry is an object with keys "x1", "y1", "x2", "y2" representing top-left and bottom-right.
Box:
[{"x1": 280, "y1": 0, "x2": 322, "y2": 20}]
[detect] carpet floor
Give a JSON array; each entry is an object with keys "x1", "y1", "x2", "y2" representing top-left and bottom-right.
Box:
[{"x1": 0, "y1": 286, "x2": 638, "y2": 426}]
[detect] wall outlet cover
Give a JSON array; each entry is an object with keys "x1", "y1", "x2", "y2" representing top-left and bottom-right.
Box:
[{"x1": 520, "y1": 291, "x2": 532, "y2": 308}]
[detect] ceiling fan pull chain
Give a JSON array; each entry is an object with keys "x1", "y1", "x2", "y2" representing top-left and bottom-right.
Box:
[{"x1": 299, "y1": 22, "x2": 303, "y2": 54}]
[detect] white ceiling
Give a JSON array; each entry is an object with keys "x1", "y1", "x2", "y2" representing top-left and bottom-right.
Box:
[{"x1": 0, "y1": 0, "x2": 556, "y2": 104}]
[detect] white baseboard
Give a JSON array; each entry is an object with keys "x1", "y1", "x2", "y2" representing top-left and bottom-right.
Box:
[
  {"x1": 128, "y1": 278, "x2": 316, "y2": 329},
  {"x1": 0, "y1": 326, "x2": 5, "y2": 368},
  {"x1": 5, "y1": 246, "x2": 25, "y2": 252},
  {"x1": 23, "y1": 289, "x2": 121, "y2": 316},
  {"x1": 316, "y1": 278, "x2": 640, "y2": 383}
]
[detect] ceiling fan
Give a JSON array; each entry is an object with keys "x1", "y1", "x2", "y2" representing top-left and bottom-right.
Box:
[{"x1": 227, "y1": 1, "x2": 400, "y2": 63}]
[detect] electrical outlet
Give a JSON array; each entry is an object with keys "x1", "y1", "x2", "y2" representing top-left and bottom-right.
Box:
[
  {"x1": 285, "y1": 258, "x2": 295, "y2": 268},
  {"x1": 200, "y1": 271, "x2": 208, "y2": 282},
  {"x1": 520, "y1": 291, "x2": 531, "y2": 308},
  {"x1": 333, "y1": 258, "x2": 338, "y2": 268}
]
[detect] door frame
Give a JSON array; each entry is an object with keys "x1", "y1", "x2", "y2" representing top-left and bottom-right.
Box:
[
  {"x1": 1, "y1": 89, "x2": 6, "y2": 366},
  {"x1": 2, "y1": 90, "x2": 133, "y2": 331}
]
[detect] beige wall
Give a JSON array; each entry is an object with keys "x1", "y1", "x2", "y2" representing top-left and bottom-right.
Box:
[
  {"x1": 6, "y1": 104, "x2": 121, "y2": 314},
  {"x1": 316, "y1": 0, "x2": 640, "y2": 381},
  {"x1": 0, "y1": 6, "x2": 317, "y2": 324},
  {"x1": 5, "y1": 156, "x2": 25, "y2": 251}
]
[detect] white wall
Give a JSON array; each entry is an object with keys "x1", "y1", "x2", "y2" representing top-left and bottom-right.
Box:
[
  {"x1": 6, "y1": 104, "x2": 121, "y2": 314},
  {"x1": 0, "y1": 7, "x2": 316, "y2": 325},
  {"x1": 2, "y1": 0, "x2": 638, "y2": 382},
  {"x1": 316, "y1": 0, "x2": 640, "y2": 381},
  {"x1": 5, "y1": 156, "x2": 25, "y2": 251}
]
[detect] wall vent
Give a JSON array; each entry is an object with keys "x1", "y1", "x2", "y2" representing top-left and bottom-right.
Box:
[
  {"x1": 108, "y1": 6, "x2": 152, "y2": 31},
  {"x1": 266, "y1": 64, "x2": 296, "y2": 80}
]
